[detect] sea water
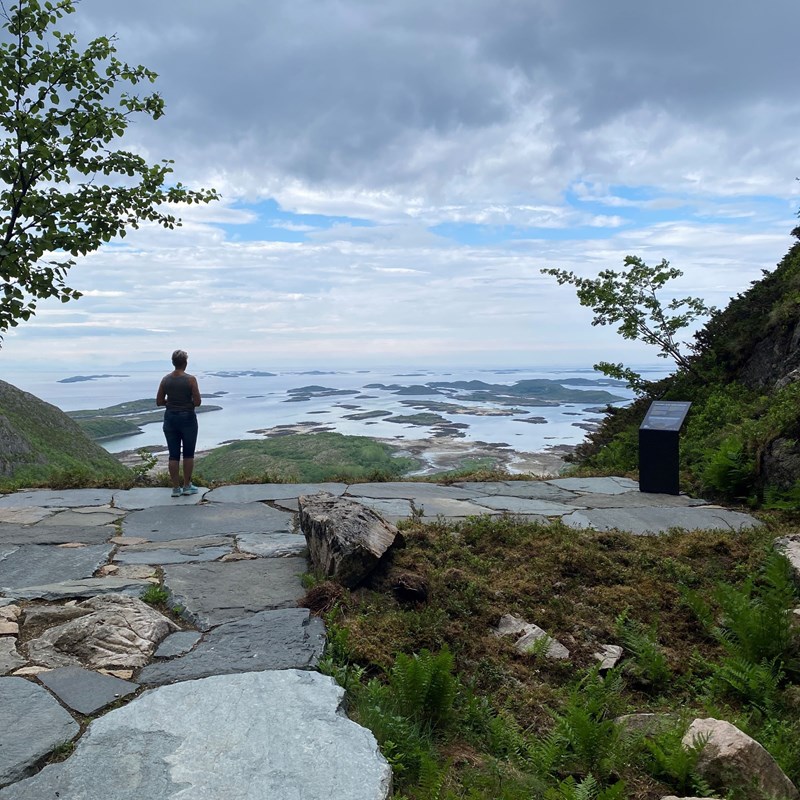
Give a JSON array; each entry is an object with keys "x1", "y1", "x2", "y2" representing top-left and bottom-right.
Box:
[{"x1": 2, "y1": 364, "x2": 671, "y2": 457}]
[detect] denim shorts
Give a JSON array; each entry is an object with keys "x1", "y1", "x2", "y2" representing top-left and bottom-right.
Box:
[{"x1": 163, "y1": 409, "x2": 198, "y2": 460}]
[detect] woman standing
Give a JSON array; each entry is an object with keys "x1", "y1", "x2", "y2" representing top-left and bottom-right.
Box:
[{"x1": 156, "y1": 349, "x2": 202, "y2": 497}]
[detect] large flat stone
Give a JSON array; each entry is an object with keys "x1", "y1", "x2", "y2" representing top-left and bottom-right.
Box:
[
  {"x1": 162, "y1": 557, "x2": 308, "y2": 630},
  {"x1": 0, "y1": 671, "x2": 391, "y2": 800},
  {"x1": 568, "y1": 491, "x2": 706, "y2": 509},
  {"x1": 114, "y1": 536, "x2": 233, "y2": 565},
  {"x1": 204, "y1": 482, "x2": 348, "y2": 503},
  {"x1": 471, "y1": 496, "x2": 581, "y2": 514},
  {"x1": 0, "y1": 524, "x2": 114, "y2": 546},
  {"x1": 38, "y1": 666, "x2": 138, "y2": 715},
  {"x1": 122, "y1": 502, "x2": 292, "y2": 541},
  {"x1": 0, "y1": 677, "x2": 79, "y2": 788},
  {"x1": 546, "y1": 477, "x2": 640, "y2": 494},
  {"x1": 0, "y1": 509, "x2": 55, "y2": 525},
  {"x1": 453, "y1": 480, "x2": 579, "y2": 502},
  {"x1": 0, "y1": 544, "x2": 112, "y2": 591},
  {"x1": 0, "y1": 489, "x2": 114, "y2": 509},
  {"x1": 153, "y1": 631, "x2": 202, "y2": 659},
  {"x1": 8, "y1": 577, "x2": 152, "y2": 602},
  {"x1": 236, "y1": 532, "x2": 307, "y2": 557},
  {"x1": 413, "y1": 497, "x2": 499, "y2": 518},
  {"x1": 36, "y1": 509, "x2": 123, "y2": 527},
  {"x1": 345, "y1": 481, "x2": 484, "y2": 501},
  {"x1": 351, "y1": 497, "x2": 414, "y2": 523},
  {"x1": 112, "y1": 487, "x2": 206, "y2": 510},
  {"x1": 140, "y1": 608, "x2": 325, "y2": 684},
  {"x1": 562, "y1": 506, "x2": 761, "y2": 535}
]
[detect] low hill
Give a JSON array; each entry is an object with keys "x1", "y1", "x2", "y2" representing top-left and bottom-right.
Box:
[
  {"x1": 573, "y1": 223, "x2": 800, "y2": 505},
  {"x1": 0, "y1": 379, "x2": 131, "y2": 486}
]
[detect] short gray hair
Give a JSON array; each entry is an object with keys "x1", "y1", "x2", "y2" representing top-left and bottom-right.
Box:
[{"x1": 171, "y1": 349, "x2": 188, "y2": 368}]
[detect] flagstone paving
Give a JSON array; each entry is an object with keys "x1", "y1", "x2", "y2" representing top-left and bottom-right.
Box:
[{"x1": 0, "y1": 477, "x2": 762, "y2": 798}]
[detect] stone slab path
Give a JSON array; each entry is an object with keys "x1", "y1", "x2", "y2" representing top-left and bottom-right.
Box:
[{"x1": 0, "y1": 478, "x2": 761, "y2": 798}]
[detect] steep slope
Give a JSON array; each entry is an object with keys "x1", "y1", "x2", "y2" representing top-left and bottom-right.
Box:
[
  {"x1": 0, "y1": 379, "x2": 130, "y2": 485},
  {"x1": 572, "y1": 224, "x2": 800, "y2": 504}
]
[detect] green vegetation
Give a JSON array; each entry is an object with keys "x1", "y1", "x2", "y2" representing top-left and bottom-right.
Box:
[
  {"x1": 557, "y1": 223, "x2": 800, "y2": 506},
  {"x1": 0, "y1": 379, "x2": 130, "y2": 488},
  {"x1": 0, "y1": 0, "x2": 217, "y2": 342},
  {"x1": 140, "y1": 585, "x2": 169, "y2": 606},
  {"x1": 193, "y1": 432, "x2": 420, "y2": 484},
  {"x1": 314, "y1": 513, "x2": 800, "y2": 799}
]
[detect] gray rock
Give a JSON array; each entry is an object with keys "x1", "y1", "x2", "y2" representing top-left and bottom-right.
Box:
[
  {"x1": 0, "y1": 677, "x2": 78, "y2": 788},
  {"x1": 300, "y1": 493, "x2": 399, "y2": 588},
  {"x1": 204, "y1": 482, "x2": 348, "y2": 503},
  {"x1": 9, "y1": 577, "x2": 152, "y2": 601},
  {"x1": 0, "y1": 671, "x2": 391, "y2": 800},
  {"x1": 112, "y1": 487, "x2": 206, "y2": 510},
  {"x1": 0, "y1": 638, "x2": 25, "y2": 675},
  {"x1": 593, "y1": 644, "x2": 624, "y2": 670},
  {"x1": 569, "y1": 492, "x2": 706, "y2": 509},
  {"x1": 684, "y1": 717, "x2": 799, "y2": 800},
  {"x1": 351, "y1": 497, "x2": 414, "y2": 523},
  {"x1": 37, "y1": 510, "x2": 123, "y2": 527},
  {"x1": 454, "y1": 480, "x2": 579, "y2": 501},
  {"x1": 26, "y1": 594, "x2": 178, "y2": 669},
  {"x1": 122, "y1": 502, "x2": 292, "y2": 541},
  {"x1": 153, "y1": 631, "x2": 202, "y2": 659},
  {"x1": 236, "y1": 532, "x2": 307, "y2": 557},
  {"x1": 0, "y1": 489, "x2": 114, "y2": 508},
  {"x1": 547, "y1": 477, "x2": 640, "y2": 494},
  {"x1": 562, "y1": 506, "x2": 761, "y2": 535},
  {"x1": 413, "y1": 497, "x2": 500, "y2": 518},
  {"x1": 38, "y1": 666, "x2": 138, "y2": 715},
  {"x1": 0, "y1": 544, "x2": 113, "y2": 591},
  {"x1": 140, "y1": 608, "x2": 325, "y2": 684},
  {"x1": 162, "y1": 557, "x2": 307, "y2": 630},
  {"x1": 774, "y1": 535, "x2": 800, "y2": 585},
  {"x1": 0, "y1": 508, "x2": 54, "y2": 525},
  {"x1": 346, "y1": 481, "x2": 483, "y2": 501},
  {"x1": 493, "y1": 613, "x2": 570, "y2": 659},
  {"x1": 20, "y1": 604, "x2": 90, "y2": 629},
  {"x1": 615, "y1": 712, "x2": 678, "y2": 737},
  {"x1": 113, "y1": 537, "x2": 232, "y2": 565},
  {"x1": 470, "y1": 495, "x2": 581, "y2": 514},
  {"x1": 0, "y1": 523, "x2": 114, "y2": 546}
]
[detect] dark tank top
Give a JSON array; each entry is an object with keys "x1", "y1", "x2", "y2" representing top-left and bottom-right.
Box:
[{"x1": 162, "y1": 374, "x2": 195, "y2": 412}]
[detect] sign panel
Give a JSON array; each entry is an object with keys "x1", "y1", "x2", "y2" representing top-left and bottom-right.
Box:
[{"x1": 639, "y1": 401, "x2": 692, "y2": 432}]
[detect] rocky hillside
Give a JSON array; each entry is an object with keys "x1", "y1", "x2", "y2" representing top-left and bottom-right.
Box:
[
  {"x1": 0, "y1": 379, "x2": 130, "y2": 486},
  {"x1": 574, "y1": 222, "x2": 800, "y2": 505}
]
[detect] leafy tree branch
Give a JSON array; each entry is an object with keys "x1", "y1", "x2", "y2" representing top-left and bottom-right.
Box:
[
  {"x1": 0, "y1": 0, "x2": 218, "y2": 342},
  {"x1": 542, "y1": 256, "x2": 715, "y2": 392}
]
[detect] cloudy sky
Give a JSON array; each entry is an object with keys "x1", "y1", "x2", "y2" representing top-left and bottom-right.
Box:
[{"x1": 2, "y1": 0, "x2": 799, "y2": 371}]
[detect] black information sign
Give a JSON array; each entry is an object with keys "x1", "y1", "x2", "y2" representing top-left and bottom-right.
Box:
[{"x1": 639, "y1": 401, "x2": 692, "y2": 495}]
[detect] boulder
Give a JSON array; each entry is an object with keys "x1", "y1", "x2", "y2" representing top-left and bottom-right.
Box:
[
  {"x1": 25, "y1": 594, "x2": 178, "y2": 669},
  {"x1": 299, "y1": 493, "x2": 400, "y2": 587},
  {"x1": 683, "y1": 717, "x2": 799, "y2": 800},
  {"x1": 492, "y1": 613, "x2": 570, "y2": 660}
]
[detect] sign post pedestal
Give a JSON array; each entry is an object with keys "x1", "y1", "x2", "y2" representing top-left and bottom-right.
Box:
[{"x1": 639, "y1": 401, "x2": 692, "y2": 495}]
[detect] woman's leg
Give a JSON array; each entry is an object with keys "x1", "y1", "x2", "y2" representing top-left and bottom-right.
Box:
[
  {"x1": 183, "y1": 457, "x2": 194, "y2": 487},
  {"x1": 181, "y1": 414, "x2": 199, "y2": 488},
  {"x1": 163, "y1": 413, "x2": 182, "y2": 489}
]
